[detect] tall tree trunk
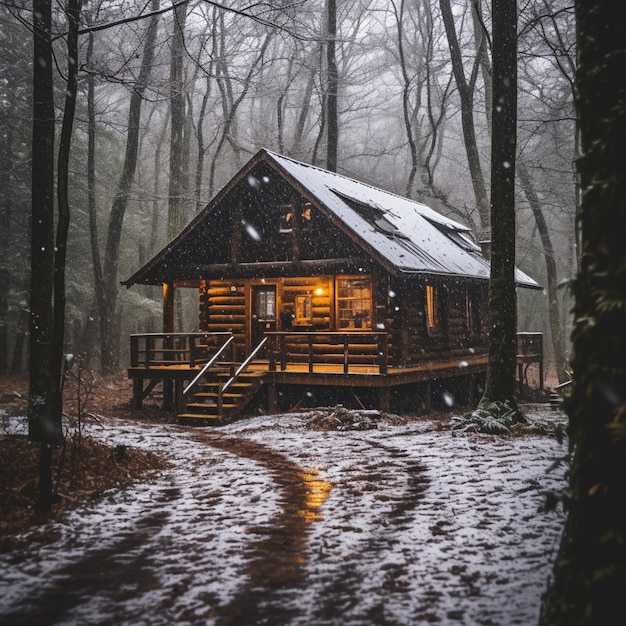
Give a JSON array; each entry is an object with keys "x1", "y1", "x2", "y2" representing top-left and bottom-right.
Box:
[
  {"x1": 54, "y1": 0, "x2": 81, "y2": 401},
  {"x1": 325, "y1": 0, "x2": 338, "y2": 172},
  {"x1": 97, "y1": 0, "x2": 160, "y2": 374},
  {"x1": 30, "y1": 0, "x2": 81, "y2": 512},
  {"x1": 478, "y1": 0, "x2": 519, "y2": 412},
  {"x1": 539, "y1": 2, "x2": 626, "y2": 623},
  {"x1": 439, "y1": 0, "x2": 490, "y2": 234},
  {"x1": 29, "y1": 0, "x2": 58, "y2": 449},
  {"x1": 0, "y1": 118, "x2": 9, "y2": 373},
  {"x1": 292, "y1": 45, "x2": 320, "y2": 159},
  {"x1": 168, "y1": 1, "x2": 188, "y2": 241},
  {"x1": 518, "y1": 162, "x2": 568, "y2": 384}
]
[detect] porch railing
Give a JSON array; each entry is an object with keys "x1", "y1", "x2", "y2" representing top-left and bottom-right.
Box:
[
  {"x1": 129, "y1": 332, "x2": 235, "y2": 368},
  {"x1": 265, "y1": 331, "x2": 389, "y2": 375}
]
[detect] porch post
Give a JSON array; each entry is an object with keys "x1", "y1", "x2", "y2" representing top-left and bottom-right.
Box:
[
  {"x1": 163, "y1": 281, "x2": 175, "y2": 333},
  {"x1": 378, "y1": 386, "x2": 391, "y2": 413},
  {"x1": 163, "y1": 281, "x2": 175, "y2": 412}
]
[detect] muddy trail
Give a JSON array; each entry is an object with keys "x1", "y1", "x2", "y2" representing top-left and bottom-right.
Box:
[
  {"x1": 1, "y1": 428, "x2": 429, "y2": 626},
  {"x1": 0, "y1": 410, "x2": 567, "y2": 625}
]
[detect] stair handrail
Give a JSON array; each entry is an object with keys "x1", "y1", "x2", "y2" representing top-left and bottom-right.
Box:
[
  {"x1": 183, "y1": 335, "x2": 235, "y2": 396},
  {"x1": 217, "y1": 337, "x2": 268, "y2": 415}
]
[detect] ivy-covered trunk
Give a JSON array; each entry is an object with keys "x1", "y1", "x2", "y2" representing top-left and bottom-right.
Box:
[{"x1": 539, "y1": 2, "x2": 626, "y2": 624}]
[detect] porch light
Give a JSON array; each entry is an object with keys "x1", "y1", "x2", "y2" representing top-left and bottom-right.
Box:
[{"x1": 315, "y1": 287, "x2": 324, "y2": 296}]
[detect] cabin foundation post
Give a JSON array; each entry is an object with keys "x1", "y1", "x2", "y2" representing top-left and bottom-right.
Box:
[
  {"x1": 132, "y1": 377, "x2": 143, "y2": 410},
  {"x1": 378, "y1": 387, "x2": 391, "y2": 413},
  {"x1": 424, "y1": 381, "x2": 432, "y2": 412},
  {"x1": 268, "y1": 382, "x2": 278, "y2": 414},
  {"x1": 163, "y1": 381, "x2": 175, "y2": 413},
  {"x1": 468, "y1": 373, "x2": 477, "y2": 406},
  {"x1": 174, "y1": 380, "x2": 185, "y2": 414}
]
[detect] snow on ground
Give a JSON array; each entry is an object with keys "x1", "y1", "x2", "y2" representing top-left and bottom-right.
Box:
[{"x1": 0, "y1": 406, "x2": 567, "y2": 626}]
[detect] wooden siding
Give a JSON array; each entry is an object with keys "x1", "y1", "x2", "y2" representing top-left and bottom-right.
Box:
[{"x1": 199, "y1": 274, "x2": 488, "y2": 366}]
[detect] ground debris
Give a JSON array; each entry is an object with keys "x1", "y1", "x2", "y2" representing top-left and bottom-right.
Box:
[
  {"x1": 303, "y1": 405, "x2": 390, "y2": 431},
  {"x1": 0, "y1": 433, "x2": 168, "y2": 552}
]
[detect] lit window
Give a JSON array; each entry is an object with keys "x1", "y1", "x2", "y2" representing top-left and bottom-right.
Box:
[
  {"x1": 426, "y1": 285, "x2": 438, "y2": 330},
  {"x1": 337, "y1": 277, "x2": 372, "y2": 330}
]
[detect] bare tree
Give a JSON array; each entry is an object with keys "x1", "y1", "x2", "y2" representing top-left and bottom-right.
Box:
[
  {"x1": 392, "y1": 0, "x2": 452, "y2": 200},
  {"x1": 439, "y1": 0, "x2": 490, "y2": 234},
  {"x1": 91, "y1": 0, "x2": 160, "y2": 374}
]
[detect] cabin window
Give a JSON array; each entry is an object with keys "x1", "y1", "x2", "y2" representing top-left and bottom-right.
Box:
[
  {"x1": 279, "y1": 202, "x2": 312, "y2": 233},
  {"x1": 426, "y1": 284, "x2": 449, "y2": 335},
  {"x1": 426, "y1": 285, "x2": 437, "y2": 330},
  {"x1": 465, "y1": 288, "x2": 481, "y2": 335},
  {"x1": 337, "y1": 277, "x2": 372, "y2": 330},
  {"x1": 294, "y1": 294, "x2": 312, "y2": 326}
]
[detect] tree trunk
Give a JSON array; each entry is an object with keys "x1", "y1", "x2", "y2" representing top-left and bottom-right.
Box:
[
  {"x1": 539, "y1": 2, "x2": 626, "y2": 623},
  {"x1": 54, "y1": 0, "x2": 81, "y2": 410},
  {"x1": 478, "y1": 0, "x2": 519, "y2": 411},
  {"x1": 29, "y1": 0, "x2": 58, "y2": 447},
  {"x1": 439, "y1": 0, "x2": 490, "y2": 233},
  {"x1": 325, "y1": 0, "x2": 338, "y2": 172},
  {"x1": 168, "y1": 1, "x2": 188, "y2": 241},
  {"x1": 97, "y1": 0, "x2": 160, "y2": 374},
  {"x1": 517, "y1": 162, "x2": 568, "y2": 384}
]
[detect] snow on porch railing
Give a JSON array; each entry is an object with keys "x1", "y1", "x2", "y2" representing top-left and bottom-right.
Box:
[
  {"x1": 129, "y1": 332, "x2": 234, "y2": 368},
  {"x1": 265, "y1": 331, "x2": 389, "y2": 375}
]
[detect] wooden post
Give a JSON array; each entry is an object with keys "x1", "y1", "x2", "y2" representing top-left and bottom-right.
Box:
[
  {"x1": 163, "y1": 282, "x2": 175, "y2": 333},
  {"x1": 132, "y1": 377, "x2": 143, "y2": 410},
  {"x1": 378, "y1": 386, "x2": 391, "y2": 413},
  {"x1": 268, "y1": 382, "x2": 278, "y2": 414},
  {"x1": 162, "y1": 282, "x2": 175, "y2": 412},
  {"x1": 424, "y1": 381, "x2": 432, "y2": 411}
]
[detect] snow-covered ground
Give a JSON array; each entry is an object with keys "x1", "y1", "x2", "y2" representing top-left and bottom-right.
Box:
[{"x1": 0, "y1": 406, "x2": 567, "y2": 625}]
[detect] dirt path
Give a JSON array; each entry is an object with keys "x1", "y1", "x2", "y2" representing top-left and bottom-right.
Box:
[
  {"x1": 199, "y1": 433, "x2": 430, "y2": 626},
  {"x1": 0, "y1": 410, "x2": 567, "y2": 625}
]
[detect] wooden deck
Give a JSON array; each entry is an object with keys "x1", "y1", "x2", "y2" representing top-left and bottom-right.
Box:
[
  {"x1": 127, "y1": 332, "x2": 491, "y2": 417},
  {"x1": 127, "y1": 331, "x2": 541, "y2": 420}
]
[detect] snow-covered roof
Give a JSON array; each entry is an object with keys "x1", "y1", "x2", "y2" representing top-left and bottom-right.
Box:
[
  {"x1": 123, "y1": 148, "x2": 540, "y2": 289},
  {"x1": 266, "y1": 150, "x2": 540, "y2": 288}
]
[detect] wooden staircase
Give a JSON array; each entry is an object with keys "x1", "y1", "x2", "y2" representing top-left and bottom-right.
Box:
[{"x1": 177, "y1": 369, "x2": 266, "y2": 426}]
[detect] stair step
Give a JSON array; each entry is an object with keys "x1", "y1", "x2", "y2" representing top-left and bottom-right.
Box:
[
  {"x1": 192, "y1": 392, "x2": 243, "y2": 400},
  {"x1": 186, "y1": 402, "x2": 238, "y2": 411},
  {"x1": 216, "y1": 371, "x2": 265, "y2": 379},
  {"x1": 177, "y1": 413, "x2": 224, "y2": 426},
  {"x1": 196, "y1": 382, "x2": 254, "y2": 391}
]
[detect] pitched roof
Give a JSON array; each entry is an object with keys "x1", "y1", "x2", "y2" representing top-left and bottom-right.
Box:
[{"x1": 123, "y1": 148, "x2": 540, "y2": 289}]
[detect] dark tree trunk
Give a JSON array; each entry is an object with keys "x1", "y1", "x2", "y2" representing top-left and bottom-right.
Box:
[
  {"x1": 29, "y1": 0, "x2": 58, "y2": 446},
  {"x1": 30, "y1": 0, "x2": 80, "y2": 511},
  {"x1": 167, "y1": 1, "x2": 188, "y2": 241},
  {"x1": 53, "y1": 0, "x2": 81, "y2": 413},
  {"x1": 98, "y1": 0, "x2": 159, "y2": 374},
  {"x1": 479, "y1": 0, "x2": 518, "y2": 410},
  {"x1": 518, "y1": 162, "x2": 568, "y2": 384},
  {"x1": 326, "y1": 0, "x2": 338, "y2": 172},
  {"x1": 539, "y1": 2, "x2": 626, "y2": 624},
  {"x1": 440, "y1": 0, "x2": 490, "y2": 233}
]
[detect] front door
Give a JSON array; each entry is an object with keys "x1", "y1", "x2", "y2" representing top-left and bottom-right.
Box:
[{"x1": 251, "y1": 285, "x2": 277, "y2": 348}]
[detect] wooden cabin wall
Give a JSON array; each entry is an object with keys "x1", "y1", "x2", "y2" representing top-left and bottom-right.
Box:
[
  {"x1": 387, "y1": 278, "x2": 489, "y2": 366},
  {"x1": 281, "y1": 276, "x2": 332, "y2": 328}
]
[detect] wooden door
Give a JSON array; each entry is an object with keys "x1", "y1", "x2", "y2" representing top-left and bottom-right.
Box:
[{"x1": 251, "y1": 285, "x2": 276, "y2": 348}]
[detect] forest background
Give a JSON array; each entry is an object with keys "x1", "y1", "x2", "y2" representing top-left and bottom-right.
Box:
[{"x1": 0, "y1": 0, "x2": 576, "y2": 382}]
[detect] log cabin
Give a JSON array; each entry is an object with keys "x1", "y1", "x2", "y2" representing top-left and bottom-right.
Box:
[{"x1": 123, "y1": 148, "x2": 543, "y2": 424}]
